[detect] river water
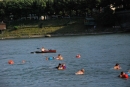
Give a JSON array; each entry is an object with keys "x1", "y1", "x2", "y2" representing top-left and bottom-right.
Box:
[{"x1": 0, "y1": 33, "x2": 130, "y2": 87}]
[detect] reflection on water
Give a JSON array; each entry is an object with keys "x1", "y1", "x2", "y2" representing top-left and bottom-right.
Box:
[{"x1": 0, "y1": 34, "x2": 130, "y2": 87}]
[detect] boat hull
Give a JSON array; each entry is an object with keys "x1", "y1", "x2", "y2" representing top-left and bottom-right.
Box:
[{"x1": 31, "y1": 50, "x2": 56, "y2": 53}]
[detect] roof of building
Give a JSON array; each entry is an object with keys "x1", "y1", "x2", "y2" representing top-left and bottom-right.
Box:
[{"x1": 0, "y1": 21, "x2": 6, "y2": 30}]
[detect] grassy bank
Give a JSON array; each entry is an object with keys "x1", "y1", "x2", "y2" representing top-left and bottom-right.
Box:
[
  {"x1": 0, "y1": 18, "x2": 88, "y2": 39},
  {"x1": 0, "y1": 17, "x2": 121, "y2": 39}
]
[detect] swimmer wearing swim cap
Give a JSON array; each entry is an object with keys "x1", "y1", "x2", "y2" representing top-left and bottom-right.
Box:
[{"x1": 46, "y1": 57, "x2": 55, "y2": 60}]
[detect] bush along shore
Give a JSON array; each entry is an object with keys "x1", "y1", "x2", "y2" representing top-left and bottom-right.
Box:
[{"x1": 0, "y1": 18, "x2": 126, "y2": 40}]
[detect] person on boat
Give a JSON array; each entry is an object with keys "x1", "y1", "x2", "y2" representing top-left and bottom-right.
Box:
[
  {"x1": 114, "y1": 63, "x2": 121, "y2": 70},
  {"x1": 56, "y1": 54, "x2": 63, "y2": 60},
  {"x1": 75, "y1": 69, "x2": 85, "y2": 75},
  {"x1": 41, "y1": 47, "x2": 45, "y2": 52},
  {"x1": 46, "y1": 57, "x2": 55, "y2": 60},
  {"x1": 118, "y1": 71, "x2": 129, "y2": 79},
  {"x1": 41, "y1": 47, "x2": 48, "y2": 52}
]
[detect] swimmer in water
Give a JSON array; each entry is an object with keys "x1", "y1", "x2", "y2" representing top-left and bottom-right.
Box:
[
  {"x1": 75, "y1": 69, "x2": 85, "y2": 75},
  {"x1": 127, "y1": 70, "x2": 130, "y2": 76},
  {"x1": 118, "y1": 71, "x2": 128, "y2": 78},
  {"x1": 114, "y1": 63, "x2": 121, "y2": 70},
  {"x1": 56, "y1": 54, "x2": 63, "y2": 60},
  {"x1": 62, "y1": 63, "x2": 66, "y2": 69},
  {"x1": 56, "y1": 63, "x2": 66, "y2": 70},
  {"x1": 22, "y1": 60, "x2": 25, "y2": 64},
  {"x1": 46, "y1": 57, "x2": 55, "y2": 60},
  {"x1": 76, "y1": 54, "x2": 81, "y2": 58}
]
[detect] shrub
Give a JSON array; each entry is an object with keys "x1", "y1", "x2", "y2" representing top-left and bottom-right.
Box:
[{"x1": 14, "y1": 26, "x2": 18, "y2": 30}]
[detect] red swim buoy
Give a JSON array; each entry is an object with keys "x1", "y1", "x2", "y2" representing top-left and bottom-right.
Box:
[
  {"x1": 76, "y1": 54, "x2": 81, "y2": 58},
  {"x1": 123, "y1": 74, "x2": 129, "y2": 79},
  {"x1": 8, "y1": 60, "x2": 14, "y2": 64}
]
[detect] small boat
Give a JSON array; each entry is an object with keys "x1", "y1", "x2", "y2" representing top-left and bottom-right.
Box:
[
  {"x1": 45, "y1": 34, "x2": 51, "y2": 37},
  {"x1": 31, "y1": 50, "x2": 56, "y2": 53}
]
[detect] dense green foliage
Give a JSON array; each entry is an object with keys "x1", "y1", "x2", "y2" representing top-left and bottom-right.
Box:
[{"x1": 0, "y1": 0, "x2": 130, "y2": 20}]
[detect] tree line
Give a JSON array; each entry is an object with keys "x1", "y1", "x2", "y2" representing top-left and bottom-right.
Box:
[{"x1": 0, "y1": 0, "x2": 130, "y2": 26}]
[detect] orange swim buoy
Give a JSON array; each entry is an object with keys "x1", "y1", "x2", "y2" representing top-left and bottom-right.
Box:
[
  {"x1": 76, "y1": 54, "x2": 81, "y2": 58},
  {"x1": 8, "y1": 60, "x2": 14, "y2": 64}
]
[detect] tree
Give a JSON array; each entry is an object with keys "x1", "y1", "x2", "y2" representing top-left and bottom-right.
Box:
[
  {"x1": 0, "y1": 1, "x2": 6, "y2": 20},
  {"x1": 97, "y1": 6, "x2": 115, "y2": 28}
]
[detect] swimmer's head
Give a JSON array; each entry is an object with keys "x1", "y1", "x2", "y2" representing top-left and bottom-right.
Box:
[
  {"x1": 81, "y1": 69, "x2": 85, "y2": 72},
  {"x1": 115, "y1": 63, "x2": 119, "y2": 66}
]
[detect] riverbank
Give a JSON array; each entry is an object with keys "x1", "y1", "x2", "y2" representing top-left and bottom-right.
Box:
[
  {"x1": 0, "y1": 31, "x2": 125, "y2": 40},
  {"x1": 0, "y1": 18, "x2": 127, "y2": 40}
]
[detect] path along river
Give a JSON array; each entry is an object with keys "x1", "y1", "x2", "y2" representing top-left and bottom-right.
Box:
[{"x1": 0, "y1": 33, "x2": 130, "y2": 87}]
